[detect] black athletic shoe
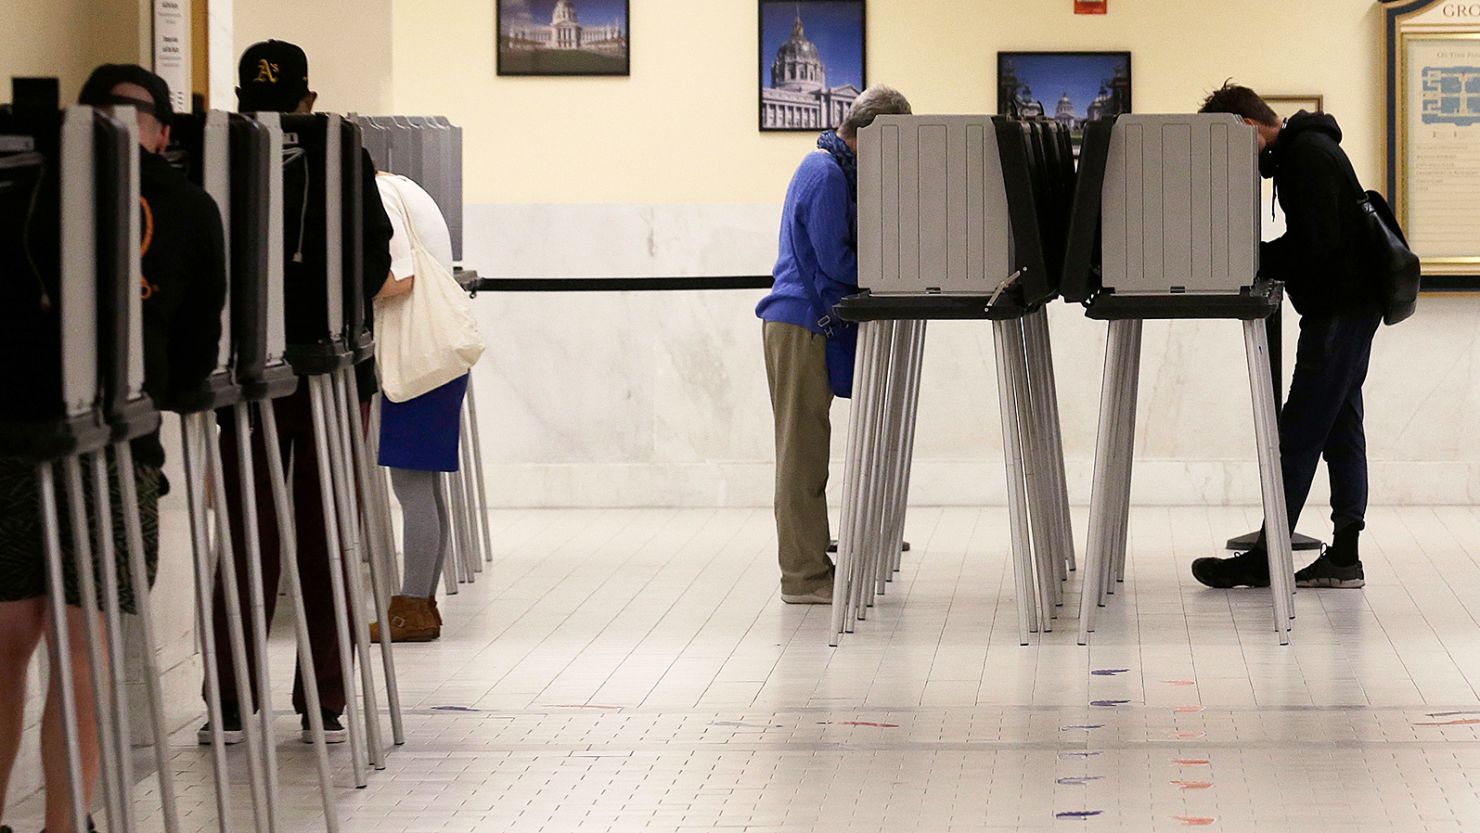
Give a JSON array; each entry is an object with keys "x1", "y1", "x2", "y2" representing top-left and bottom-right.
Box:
[
  {"x1": 301, "y1": 709, "x2": 348, "y2": 744},
  {"x1": 1191, "y1": 551, "x2": 1271, "y2": 589},
  {"x1": 197, "y1": 707, "x2": 245, "y2": 745},
  {"x1": 1295, "y1": 554, "x2": 1365, "y2": 588}
]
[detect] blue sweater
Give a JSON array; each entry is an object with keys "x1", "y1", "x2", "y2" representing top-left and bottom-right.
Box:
[{"x1": 756, "y1": 151, "x2": 857, "y2": 332}]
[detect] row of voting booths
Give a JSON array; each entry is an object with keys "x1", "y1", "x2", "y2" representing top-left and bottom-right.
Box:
[
  {"x1": 0, "y1": 76, "x2": 482, "y2": 833},
  {"x1": 832, "y1": 111, "x2": 1294, "y2": 647}
]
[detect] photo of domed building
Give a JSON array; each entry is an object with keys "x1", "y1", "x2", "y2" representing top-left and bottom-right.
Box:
[
  {"x1": 997, "y1": 52, "x2": 1131, "y2": 147},
  {"x1": 759, "y1": 2, "x2": 866, "y2": 131},
  {"x1": 498, "y1": 0, "x2": 629, "y2": 76}
]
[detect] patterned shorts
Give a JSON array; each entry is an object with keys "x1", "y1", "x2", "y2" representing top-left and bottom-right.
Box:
[{"x1": 0, "y1": 452, "x2": 161, "y2": 615}]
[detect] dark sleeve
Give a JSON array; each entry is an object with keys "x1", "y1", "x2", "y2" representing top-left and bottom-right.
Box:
[
  {"x1": 168, "y1": 191, "x2": 227, "y2": 397},
  {"x1": 361, "y1": 148, "x2": 393, "y2": 302},
  {"x1": 1263, "y1": 143, "x2": 1346, "y2": 286}
]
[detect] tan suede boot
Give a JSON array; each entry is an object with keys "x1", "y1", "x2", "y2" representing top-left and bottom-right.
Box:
[{"x1": 370, "y1": 595, "x2": 440, "y2": 643}]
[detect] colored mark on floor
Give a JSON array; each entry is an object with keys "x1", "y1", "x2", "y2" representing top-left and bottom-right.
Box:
[
  {"x1": 430, "y1": 705, "x2": 481, "y2": 712},
  {"x1": 1091, "y1": 699, "x2": 1131, "y2": 708},
  {"x1": 711, "y1": 721, "x2": 778, "y2": 729},
  {"x1": 1174, "y1": 730, "x2": 1207, "y2": 740},
  {"x1": 1173, "y1": 759, "x2": 1211, "y2": 766},
  {"x1": 1091, "y1": 668, "x2": 1131, "y2": 676},
  {"x1": 818, "y1": 721, "x2": 900, "y2": 728},
  {"x1": 1057, "y1": 776, "x2": 1105, "y2": 785},
  {"x1": 547, "y1": 704, "x2": 624, "y2": 711},
  {"x1": 1414, "y1": 719, "x2": 1480, "y2": 726},
  {"x1": 1059, "y1": 751, "x2": 1104, "y2": 759},
  {"x1": 1060, "y1": 724, "x2": 1105, "y2": 732},
  {"x1": 1174, "y1": 817, "x2": 1217, "y2": 826},
  {"x1": 1427, "y1": 710, "x2": 1480, "y2": 718},
  {"x1": 1173, "y1": 706, "x2": 1206, "y2": 714},
  {"x1": 1171, "y1": 780, "x2": 1213, "y2": 790},
  {"x1": 1162, "y1": 679, "x2": 1197, "y2": 686},
  {"x1": 1056, "y1": 810, "x2": 1104, "y2": 819}
]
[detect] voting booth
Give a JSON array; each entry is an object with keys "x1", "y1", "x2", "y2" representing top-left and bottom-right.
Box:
[
  {"x1": 1063, "y1": 113, "x2": 1295, "y2": 644},
  {"x1": 0, "y1": 91, "x2": 176, "y2": 833},
  {"x1": 831, "y1": 115, "x2": 1078, "y2": 646}
]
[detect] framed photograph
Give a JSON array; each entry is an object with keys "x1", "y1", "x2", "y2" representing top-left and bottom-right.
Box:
[
  {"x1": 1385, "y1": 0, "x2": 1480, "y2": 287},
  {"x1": 758, "y1": 0, "x2": 867, "y2": 133},
  {"x1": 497, "y1": 0, "x2": 630, "y2": 77},
  {"x1": 996, "y1": 51, "x2": 1131, "y2": 149},
  {"x1": 1263, "y1": 94, "x2": 1324, "y2": 119}
]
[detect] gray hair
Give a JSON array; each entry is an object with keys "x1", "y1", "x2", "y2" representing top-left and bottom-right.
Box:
[{"x1": 838, "y1": 85, "x2": 912, "y2": 139}]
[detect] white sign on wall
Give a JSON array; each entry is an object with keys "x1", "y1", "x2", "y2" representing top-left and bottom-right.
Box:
[{"x1": 153, "y1": 0, "x2": 190, "y2": 113}]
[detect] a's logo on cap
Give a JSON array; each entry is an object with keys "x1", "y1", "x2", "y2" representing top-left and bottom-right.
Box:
[{"x1": 254, "y1": 59, "x2": 280, "y2": 84}]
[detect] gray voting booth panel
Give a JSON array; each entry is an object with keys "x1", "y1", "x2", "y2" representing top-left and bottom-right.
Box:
[
  {"x1": 1101, "y1": 114, "x2": 1260, "y2": 296},
  {"x1": 257, "y1": 112, "x2": 289, "y2": 367},
  {"x1": 200, "y1": 111, "x2": 233, "y2": 374},
  {"x1": 858, "y1": 115, "x2": 1014, "y2": 296},
  {"x1": 61, "y1": 107, "x2": 100, "y2": 420},
  {"x1": 110, "y1": 109, "x2": 147, "y2": 409},
  {"x1": 355, "y1": 115, "x2": 465, "y2": 261}
]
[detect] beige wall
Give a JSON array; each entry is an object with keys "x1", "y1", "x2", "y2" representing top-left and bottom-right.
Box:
[
  {"x1": 388, "y1": 0, "x2": 1384, "y2": 205},
  {"x1": 233, "y1": 0, "x2": 394, "y2": 113},
  {"x1": 3, "y1": 0, "x2": 145, "y2": 102}
]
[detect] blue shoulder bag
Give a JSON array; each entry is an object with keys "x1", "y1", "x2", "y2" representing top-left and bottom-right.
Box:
[{"x1": 798, "y1": 275, "x2": 857, "y2": 399}]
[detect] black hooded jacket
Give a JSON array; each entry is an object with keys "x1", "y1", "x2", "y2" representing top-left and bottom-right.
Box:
[{"x1": 1260, "y1": 112, "x2": 1381, "y2": 317}]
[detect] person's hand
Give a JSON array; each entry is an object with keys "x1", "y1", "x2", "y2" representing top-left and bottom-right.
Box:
[{"x1": 377, "y1": 272, "x2": 414, "y2": 299}]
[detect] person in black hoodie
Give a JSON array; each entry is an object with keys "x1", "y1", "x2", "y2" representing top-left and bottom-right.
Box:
[
  {"x1": 1191, "y1": 83, "x2": 1382, "y2": 591},
  {"x1": 198, "y1": 39, "x2": 395, "y2": 747},
  {"x1": 0, "y1": 64, "x2": 225, "y2": 833}
]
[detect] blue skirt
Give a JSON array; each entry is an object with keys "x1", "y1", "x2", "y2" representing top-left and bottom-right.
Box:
[{"x1": 378, "y1": 374, "x2": 470, "y2": 472}]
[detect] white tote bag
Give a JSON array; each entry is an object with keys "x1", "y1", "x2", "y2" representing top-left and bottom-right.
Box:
[{"x1": 374, "y1": 180, "x2": 485, "y2": 402}]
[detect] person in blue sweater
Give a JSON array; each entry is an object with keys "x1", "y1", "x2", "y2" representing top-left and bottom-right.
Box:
[{"x1": 757, "y1": 86, "x2": 912, "y2": 605}]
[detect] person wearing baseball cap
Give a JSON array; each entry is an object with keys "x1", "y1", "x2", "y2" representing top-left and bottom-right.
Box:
[
  {"x1": 0, "y1": 63, "x2": 225, "y2": 833},
  {"x1": 237, "y1": 39, "x2": 315, "y2": 114},
  {"x1": 200, "y1": 39, "x2": 394, "y2": 749}
]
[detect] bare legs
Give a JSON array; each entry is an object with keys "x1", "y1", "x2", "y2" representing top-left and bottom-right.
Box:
[{"x1": 0, "y1": 599, "x2": 104, "y2": 833}]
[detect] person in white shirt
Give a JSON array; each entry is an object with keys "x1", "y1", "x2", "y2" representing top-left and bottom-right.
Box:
[{"x1": 368, "y1": 173, "x2": 468, "y2": 643}]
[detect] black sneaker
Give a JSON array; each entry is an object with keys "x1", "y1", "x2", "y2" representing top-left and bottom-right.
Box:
[
  {"x1": 1295, "y1": 554, "x2": 1365, "y2": 588},
  {"x1": 197, "y1": 707, "x2": 244, "y2": 745},
  {"x1": 301, "y1": 709, "x2": 348, "y2": 744},
  {"x1": 1191, "y1": 551, "x2": 1271, "y2": 589}
]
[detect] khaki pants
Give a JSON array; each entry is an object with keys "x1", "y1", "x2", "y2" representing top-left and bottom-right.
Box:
[{"x1": 762, "y1": 321, "x2": 834, "y2": 594}]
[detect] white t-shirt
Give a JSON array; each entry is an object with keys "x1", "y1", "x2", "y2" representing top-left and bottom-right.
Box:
[{"x1": 375, "y1": 173, "x2": 454, "y2": 282}]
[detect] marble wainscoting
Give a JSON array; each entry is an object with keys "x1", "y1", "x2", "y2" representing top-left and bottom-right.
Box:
[{"x1": 459, "y1": 202, "x2": 1480, "y2": 509}]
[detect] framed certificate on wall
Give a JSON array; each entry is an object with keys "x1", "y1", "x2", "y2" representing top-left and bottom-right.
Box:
[{"x1": 1386, "y1": 0, "x2": 1480, "y2": 287}]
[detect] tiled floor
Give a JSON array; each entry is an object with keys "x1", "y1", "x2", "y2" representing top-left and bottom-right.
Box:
[{"x1": 13, "y1": 505, "x2": 1480, "y2": 832}]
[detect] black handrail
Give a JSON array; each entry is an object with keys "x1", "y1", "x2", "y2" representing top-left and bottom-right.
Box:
[{"x1": 463, "y1": 274, "x2": 774, "y2": 293}]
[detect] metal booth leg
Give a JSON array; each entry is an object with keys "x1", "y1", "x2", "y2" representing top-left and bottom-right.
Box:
[
  {"x1": 36, "y1": 462, "x2": 91, "y2": 833},
  {"x1": 992, "y1": 319, "x2": 1038, "y2": 645},
  {"x1": 229, "y1": 404, "x2": 282, "y2": 833},
  {"x1": 61, "y1": 456, "x2": 125, "y2": 833},
  {"x1": 201, "y1": 418, "x2": 272, "y2": 833},
  {"x1": 1018, "y1": 319, "x2": 1065, "y2": 618},
  {"x1": 464, "y1": 376, "x2": 496, "y2": 565},
  {"x1": 324, "y1": 372, "x2": 388, "y2": 769},
  {"x1": 449, "y1": 438, "x2": 478, "y2": 584},
  {"x1": 853, "y1": 321, "x2": 892, "y2": 624},
  {"x1": 336, "y1": 368, "x2": 406, "y2": 748},
  {"x1": 179, "y1": 416, "x2": 237, "y2": 829},
  {"x1": 367, "y1": 394, "x2": 402, "y2": 594},
  {"x1": 258, "y1": 399, "x2": 342, "y2": 830},
  {"x1": 1108, "y1": 321, "x2": 1144, "y2": 593},
  {"x1": 830, "y1": 321, "x2": 877, "y2": 645},
  {"x1": 113, "y1": 440, "x2": 181, "y2": 833},
  {"x1": 870, "y1": 321, "x2": 908, "y2": 604},
  {"x1": 890, "y1": 321, "x2": 927, "y2": 577},
  {"x1": 1029, "y1": 309, "x2": 1076, "y2": 576},
  {"x1": 1078, "y1": 320, "x2": 1134, "y2": 645},
  {"x1": 1243, "y1": 319, "x2": 1294, "y2": 643},
  {"x1": 305, "y1": 376, "x2": 370, "y2": 787},
  {"x1": 459, "y1": 405, "x2": 484, "y2": 573},
  {"x1": 85, "y1": 453, "x2": 136, "y2": 833}
]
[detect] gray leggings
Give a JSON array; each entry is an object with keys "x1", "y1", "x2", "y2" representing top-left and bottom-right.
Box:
[{"x1": 389, "y1": 467, "x2": 450, "y2": 599}]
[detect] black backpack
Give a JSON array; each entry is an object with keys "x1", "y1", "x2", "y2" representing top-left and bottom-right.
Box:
[{"x1": 1356, "y1": 189, "x2": 1420, "y2": 326}]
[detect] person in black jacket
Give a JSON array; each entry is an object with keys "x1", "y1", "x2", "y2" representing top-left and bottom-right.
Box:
[
  {"x1": 0, "y1": 64, "x2": 225, "y2": 833},
  {"x1": 199, "y1": 39, "x2": 395, "y2": 747},
  {"x1": 1191, "y1": 83, "x2": 1382, "y2": 591}
]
